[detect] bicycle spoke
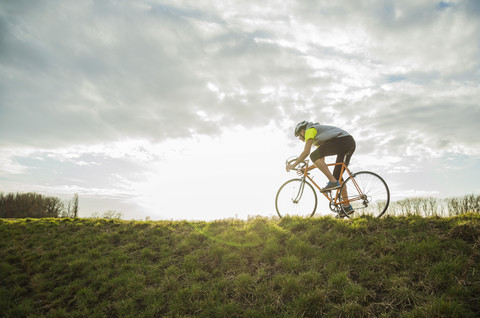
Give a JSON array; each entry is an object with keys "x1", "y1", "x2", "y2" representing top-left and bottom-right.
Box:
[
  {"x1": 275, "y1": 179, "x2": 317, "y2": 218},
  {"x1": 341, "y1": 171, "x2": 390, "y2": 218}
]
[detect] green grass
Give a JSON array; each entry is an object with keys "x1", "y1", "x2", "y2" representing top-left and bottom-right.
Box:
[{"x1": 1, "y1": 214, "x2": 479, "y2": 317}]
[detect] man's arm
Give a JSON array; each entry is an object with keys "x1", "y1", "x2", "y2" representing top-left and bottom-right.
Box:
[{"x1": 286, "y1": 139, "x2": 313, "y2": 171}]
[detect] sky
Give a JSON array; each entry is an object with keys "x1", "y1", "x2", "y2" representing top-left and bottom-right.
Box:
[{"x1": 1, "y1": 0, "x2": 479, "y2": 221}]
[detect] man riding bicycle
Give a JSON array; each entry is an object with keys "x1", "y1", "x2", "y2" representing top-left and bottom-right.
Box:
[{"x1": 286, "y1": 120, "x2": 356, "y2": 214}]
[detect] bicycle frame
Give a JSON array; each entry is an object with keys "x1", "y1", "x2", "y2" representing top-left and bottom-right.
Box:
[{"x1": 300, "y1": 162, "x2": 364, "y2": 208}]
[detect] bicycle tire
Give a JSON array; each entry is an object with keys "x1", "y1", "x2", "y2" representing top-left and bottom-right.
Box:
[
  {"x1": 275, "y1": 178, "x2": 318, "y2": 218},
  {"x1": 340, "y1": 171, "x2": 390, "y2": 218}
]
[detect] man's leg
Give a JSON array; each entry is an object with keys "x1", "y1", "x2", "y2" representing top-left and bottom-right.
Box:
[
  {"x1": 338, "y1": 153, "x2": 354, "y2": 210},
  {"x1": 330, "y1": 153, "x2": 348, "y2": 206},
  {"x1": 311, "y1": 136, "x2": 356, "y2": 212},
  {"x1": 313, "y1": 157, "x2": 337, "y2": 182},
  {"x1": 310, "y1": 137, "x2": 355, "y2": 192},
  {"x1": 341, "y1": 175, "x2": 349, "y2": 208},
  {"x1": 310, "y1": 142, "x2": 338, "y2": 183}
]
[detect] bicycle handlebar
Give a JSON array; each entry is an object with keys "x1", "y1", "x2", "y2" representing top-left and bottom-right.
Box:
[{"x1": 285, "y1": 156, "x2": 309, "y2": 172}]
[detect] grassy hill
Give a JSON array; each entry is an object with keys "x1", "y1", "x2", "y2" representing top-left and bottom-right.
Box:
[{"x1": 1, "y1": 214, "x2": 479, "y2": 317}]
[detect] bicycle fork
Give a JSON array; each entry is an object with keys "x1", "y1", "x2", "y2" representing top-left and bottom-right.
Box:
[{"x1": 292, "y1": 178, "x2": 306, "y2": 204}]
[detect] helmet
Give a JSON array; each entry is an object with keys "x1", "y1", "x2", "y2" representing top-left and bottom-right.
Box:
[{"x1": 294, "y1": 120, "x2": 309, "y2": 137}]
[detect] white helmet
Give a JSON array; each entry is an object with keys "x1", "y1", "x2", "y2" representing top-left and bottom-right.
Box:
[{"x1": 294, "y1": 120, "x2": 309, "y2": 137}]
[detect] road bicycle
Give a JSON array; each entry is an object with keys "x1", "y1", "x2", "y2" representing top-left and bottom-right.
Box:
[{"x1": 275, "y1": 157, "x2": 390, "y2": 218}]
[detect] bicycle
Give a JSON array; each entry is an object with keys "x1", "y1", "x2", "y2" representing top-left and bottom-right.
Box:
[{"x1": 275, "y1": 157, "x2": 390, "y2": 218}]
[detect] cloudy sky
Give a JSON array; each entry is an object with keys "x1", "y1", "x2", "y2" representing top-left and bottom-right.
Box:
[{"x1": 1, "y1": 0, "x2": 479, "y2": 220}]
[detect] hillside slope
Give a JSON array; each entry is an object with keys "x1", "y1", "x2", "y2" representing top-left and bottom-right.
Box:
[{"x1": 1, "y1": 215, "x2": 479, "y2": 317}]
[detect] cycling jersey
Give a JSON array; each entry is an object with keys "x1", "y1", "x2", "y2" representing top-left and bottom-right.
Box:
[{"x1": 304, "y1": 123, "x2": 351, "y2": 147}]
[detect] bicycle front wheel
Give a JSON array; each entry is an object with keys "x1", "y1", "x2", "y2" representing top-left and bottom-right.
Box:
[
  {"x1": 340, "y1": 171, "x2": 390, "y2": 218},
  {"x1": 275, "y1": 178, "x2": 318, "y2": 218}
]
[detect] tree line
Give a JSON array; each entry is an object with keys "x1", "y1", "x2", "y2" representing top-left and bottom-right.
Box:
[
  {"x1": 387, "y1": 194, "x2": 480, "y2": 217},
  {"x1": 1, "y1": 191, "x2": 478, "y2": 219},
  {"x1": 0, "y1": 192, "x2": 79, "y2": 218}
]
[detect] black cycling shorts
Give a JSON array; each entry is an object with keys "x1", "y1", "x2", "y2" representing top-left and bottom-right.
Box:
[{"x1": 310, "y1": 135, "x2": 356, "y2": 181}]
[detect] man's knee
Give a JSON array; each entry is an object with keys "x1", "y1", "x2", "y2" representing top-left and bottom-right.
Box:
[{"x1": 310, "y1": 152, "x2": 322, "y2": 163}]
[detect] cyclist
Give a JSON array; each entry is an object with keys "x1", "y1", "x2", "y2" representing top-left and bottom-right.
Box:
[{"x1": 286, "y1": 120, "x2": 356, "y2": 214}]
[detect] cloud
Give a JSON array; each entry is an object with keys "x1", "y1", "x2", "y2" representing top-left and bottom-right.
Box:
[
  {"x1": 0, "y1": 140, "x2": 155, "y2": 205},
  {"x1": 1, "y1": 0, "x2": 297, "y2": 148},
  {"x1": 1, "y1": 0, "x2": 479, "y2": 160}
]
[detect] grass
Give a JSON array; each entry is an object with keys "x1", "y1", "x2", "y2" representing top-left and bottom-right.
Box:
[{"x1": 1, "y1": 214, "x2": 479, "y2": 317}]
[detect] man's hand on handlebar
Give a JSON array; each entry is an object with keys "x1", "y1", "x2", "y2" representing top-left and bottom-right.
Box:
[
  {"x1": 286, "y1": 157, "x2": 309, "y2": 175},
  {"x1": 286, "y1": 163, "x2": 296, "y2": 172},
  {"x1": 286, "y1": 164, "x2": 307, "y2": 176}
]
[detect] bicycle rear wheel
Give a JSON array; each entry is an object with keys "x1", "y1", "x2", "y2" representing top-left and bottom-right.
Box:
[
  {"x1": 275, "y1": 178, "x2": 318, "y2": 218},
  {"x1": 340, "y1": 171, "x2": 390, "y2": 218}
]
